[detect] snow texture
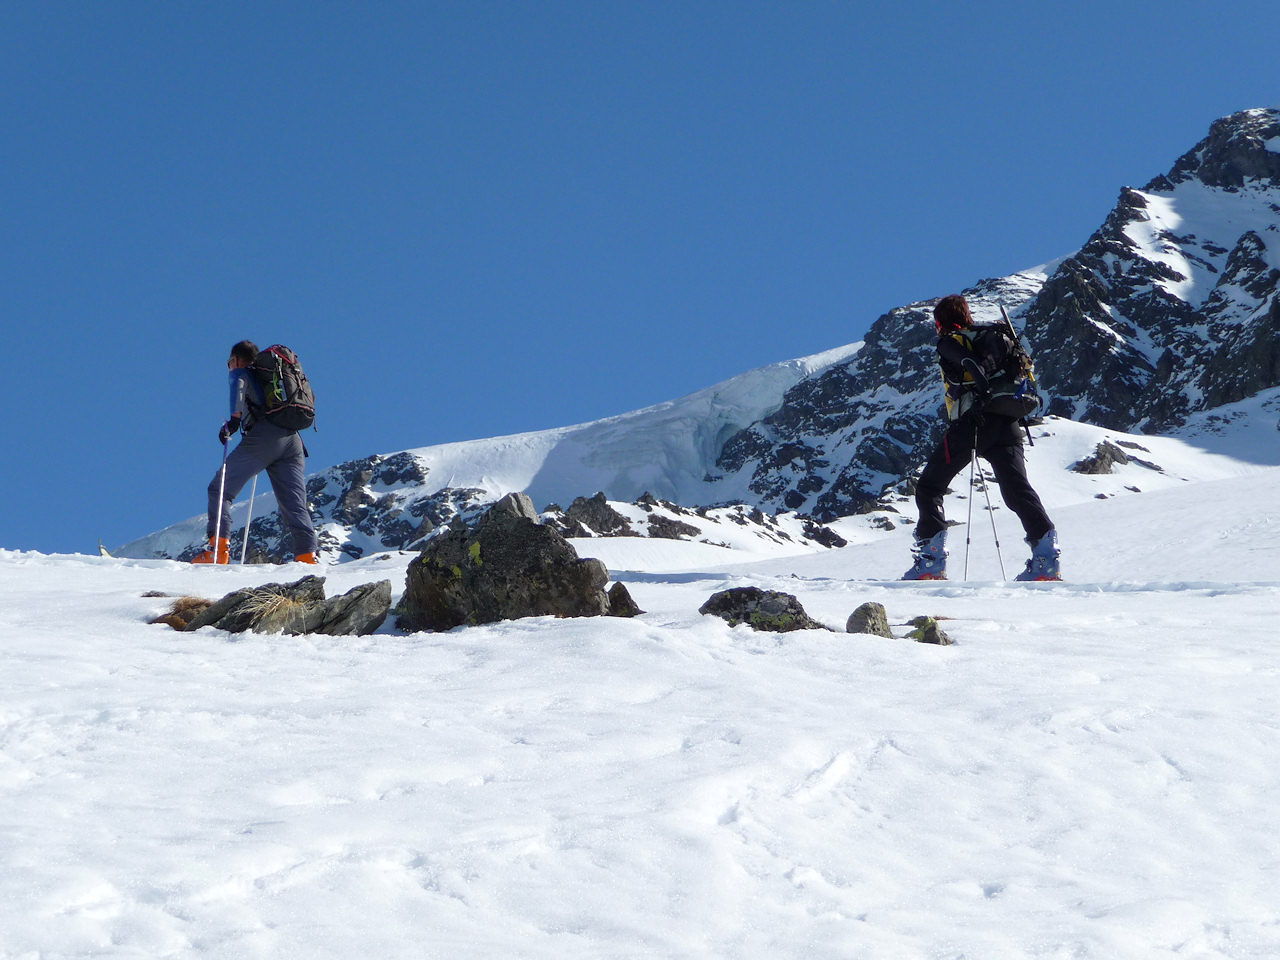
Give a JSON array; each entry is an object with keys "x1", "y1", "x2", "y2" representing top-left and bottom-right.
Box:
[{"x1": 5, "y1": 417, "x2": 1280, "y2": 959}]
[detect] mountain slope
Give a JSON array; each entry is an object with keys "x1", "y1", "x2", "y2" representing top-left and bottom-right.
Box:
[
  {"x1": 119, "y1": 344, "x2": 861, "y2": 561},
  {"x1": 715, "y1": 107, "x2": 1280, "y2": 518},
  {"x1": 120, "y1": 108, "x2": 1280, "y2": 561}
]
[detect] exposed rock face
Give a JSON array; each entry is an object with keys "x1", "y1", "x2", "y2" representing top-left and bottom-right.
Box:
[
  {"x1": 1071, "y1": 441, "x2": 1132, "y2": 475},
  {"x1": 1159, "y1": 108, "x2": 1280, "y2": 189},
  {"x1": 698, "y1": 587, "x2": 827, "y2": 632},
  {"x1": 715, "y1": 108, "x2": 1280, "y2": 515},
  {"x1": 564, "y1": 493, "x2": 637, "y2": 537},
  {"x1": 716, "y1": 275, "x2": 1039, "y2": 519},
  {"x1": 398, "y1": 493, "x2": 641, "y2": 632},
  {"x1": 183, "y1": 576, "x2": 392, "y2": 636},
  {"x1": 646, "y1": 514, "x2": 702, "y2": 540}
]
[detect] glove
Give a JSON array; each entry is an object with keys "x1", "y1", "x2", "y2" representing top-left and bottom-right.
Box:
[{"x1": 218, "y1": 417, "x2": 242, "y2": 444}]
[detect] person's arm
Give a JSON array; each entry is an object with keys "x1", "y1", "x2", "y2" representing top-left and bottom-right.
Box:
[{"x1": 219, "y1": 369, "x2": 254, "y2": 442}]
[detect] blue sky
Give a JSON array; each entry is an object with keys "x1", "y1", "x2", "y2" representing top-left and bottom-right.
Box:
[{"x1": 1, "y1": 1, "x2": 1276, "y2": 554}]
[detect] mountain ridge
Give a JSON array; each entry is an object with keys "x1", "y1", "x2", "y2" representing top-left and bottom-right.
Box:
[{"x1": 120, "y1": 107, "x2": 1280, "y2": 561}]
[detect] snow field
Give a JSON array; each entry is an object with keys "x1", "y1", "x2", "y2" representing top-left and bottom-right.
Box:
[{"x1": 4, "y1": 488, "x2": 1280, "y2": 960}]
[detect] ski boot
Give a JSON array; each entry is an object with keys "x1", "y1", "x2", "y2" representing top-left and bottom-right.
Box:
[
  {"x1": 1015, "y1": 529, "x2": 1061, "y2": 581},
  {"x1": 902, "y1": 531, "x2": 947, "y2": 580},
  {"x1": 192, "y1": 537, "x2": 231, "y2": 564},
  {"x1": 294, "y1": 552, "x2": 319, "y2": 564}
]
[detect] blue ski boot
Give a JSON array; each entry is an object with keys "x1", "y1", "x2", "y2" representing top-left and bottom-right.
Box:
[
  {"x1": 902, "y1": 531, "x2": 947, "y2": 581},
  {"x1": 1015, "y1": 529, "x2": 1061, "y2": 581}
]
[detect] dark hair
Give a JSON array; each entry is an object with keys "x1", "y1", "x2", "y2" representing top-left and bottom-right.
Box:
[
  {"x1": 933, "y1": 295, "x2": 972, "y2": 332},
  {"x1": 229, "y1": 340, "x2": 260, "y2": 364}
]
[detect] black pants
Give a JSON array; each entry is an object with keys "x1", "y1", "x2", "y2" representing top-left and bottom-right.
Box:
[{"x1": 915, "y1": 416, "x2": 1053, "y2": 543}]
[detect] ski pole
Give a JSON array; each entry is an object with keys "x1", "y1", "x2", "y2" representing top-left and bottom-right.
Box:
[
  {"x1": 211, "y1": 441, "x2": 229, "y2": 564},
  {"x1": 239, "y1": 473, "x2": 258, "y2": 564},
  {"x1": 964, "y1": 445, "x2": 977, "y2": 581},
  {"x1": 974, "y1": 455, "x2": 1007, "y2": 579}
]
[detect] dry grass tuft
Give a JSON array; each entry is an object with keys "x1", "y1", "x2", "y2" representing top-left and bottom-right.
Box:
[
  {"x1": 237, "y1": 590, "x2": 306, "y2": 621},
  {"x1": 150, "y1": 596, "x2": 212, "y2": 630}
]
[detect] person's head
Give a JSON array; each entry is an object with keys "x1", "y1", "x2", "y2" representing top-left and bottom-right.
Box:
[
  {"x1": 933, "y1": 295, "x2": 972, "y2": 334},
  {"x1": 228, "y1": 340, "x2": 259, "y2": 370}
]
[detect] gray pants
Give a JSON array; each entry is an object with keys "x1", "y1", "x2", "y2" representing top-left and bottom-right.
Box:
[{"x1": 207, "y1": 421, "x2": 317, "y2": 555}]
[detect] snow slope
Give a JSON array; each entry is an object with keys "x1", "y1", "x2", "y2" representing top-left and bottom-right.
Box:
[
  {"x1": 116, "y1": 343, "x2": 861, "y2": 562},
  {"x1": 4, "y1": 429, "x2": 1280, "y2": 959}
]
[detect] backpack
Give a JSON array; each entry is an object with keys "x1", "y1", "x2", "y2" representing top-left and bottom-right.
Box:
[
  {"x1": 942, "y1": 322, "x2": 1040, "y2": 422},
  {"x1": 250, "y1": 344, "x2": 316, "y2": 430}
]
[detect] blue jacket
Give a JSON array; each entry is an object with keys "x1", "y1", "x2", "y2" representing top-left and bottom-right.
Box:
[{"x1": 229, "y1": 368, "x2": 265, "y2": 423}]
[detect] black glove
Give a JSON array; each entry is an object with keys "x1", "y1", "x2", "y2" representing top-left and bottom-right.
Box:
[{"x1": 218, "y1": 417, "x2": 242, "y2": 444}]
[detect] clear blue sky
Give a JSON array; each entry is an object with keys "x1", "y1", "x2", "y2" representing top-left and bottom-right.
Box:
[{"x1": 2, "y1": 1, "x2": 1275, "y2": 554}]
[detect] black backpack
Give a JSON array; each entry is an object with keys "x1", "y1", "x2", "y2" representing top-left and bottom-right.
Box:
[
  {"x1": 945, "y1": 325, "x2": 1040, "y2": 421},
  {"x1": 250, "y1": 344, "x2": 316, "y2": 430}
]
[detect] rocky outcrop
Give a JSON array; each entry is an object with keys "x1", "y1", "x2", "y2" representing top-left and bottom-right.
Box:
[
  {"x1": 714, "y1": 108, "x2": 1280, "y2": 514},
  {"x1": 398, "y1": 493, "x2": 641, "y2": 632},
  {"x1": 1071, "y1": 441, "x2": 1132, "y2": 475},
  {"x1": 183, "y1": 576, "x2": 392, "y2": 636},
  {"x1": 715, "y1": 275, "x2": 1040, "y2": 519},
  {"x1": 563, "y1": 493, "x2": 637, "y2": 537},
  {"x1": 698, "y1": 587, "x2": 828, "y2": 632},
  {"x1": 1158, "y1": 108, "x2": 1280, "y2": 189}
]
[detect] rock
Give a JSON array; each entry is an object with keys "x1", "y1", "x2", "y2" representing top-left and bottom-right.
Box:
[
  {"x1": 646, "y1": 514, "x2": 702, "y2": 540},
  {"x1": 398, "y1": 493, "x2": 632, "y2": 632},
  {"x1": 802, "y1": 519, "x2": 848, "y2": 548},
  {"x1": 698, "y1": 587, "x2": 827, "y2": 633},
  {"x1": 315, "y1": 580, "x2": 394, "y2": 636},
  {"x1": 565, "y1": 492, "x2": 636, "y2": 537},
  {"x1": 906, "y1": 616, "x2": 953, "y2": 646},
  {"x1": 149, "y1": 596, "x2": 213, "y2": 631},
  {"x1": 606, "y1": 582, "x2": 644, "y2": 618},
  {"x1": 846, "y1": 602, "x2": 893, "y2": 638},
  {"x1": 1071, "y1": 441, "x2": 1130, "y2": 475},
  {"x1": 183, "y1": 575, "x2": 392, "y2": 636}
]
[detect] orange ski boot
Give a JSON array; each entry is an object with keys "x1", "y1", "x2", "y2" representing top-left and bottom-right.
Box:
[{"x1": 192, "y1": 537, "x2": 231, "y2": 564}]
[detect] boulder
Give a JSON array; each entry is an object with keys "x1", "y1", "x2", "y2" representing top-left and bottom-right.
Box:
[
  {"x1": 906, "y1": 615, "x2": 953, "y2": 646},
  {"x1": 183, "y1": 575, "x2": 392, "y2": 636},
  {"x1": 846, "y1": 602, "x2": 893, "y2": 638},
  {"x1": 699, "y1": 587, "x2": 827, "y2": 633},
  {"x1": 607, "y1": 582, "x2": 644, "y2": 619},
  {"x1": 398, "y1": 493, "x2": 641, "y2": 632}
]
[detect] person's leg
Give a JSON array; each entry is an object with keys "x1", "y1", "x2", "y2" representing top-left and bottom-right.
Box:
[
  {"x1": 264, "y1": 435, "x2": 318, "y2": 557},
  {"x1": 982, "y1": 443, "x2": 1060, "y2": 580},
  {"x1": 198, "y1": 445, "x2": 265, "y2": 562},
  {"x1": 905, "y1": 427, "x2": 972, "y2": 579},
  {"x1": 914, "y1": 428, "x2": 973, "y2": 540},
  {"x1": 981, "y1": 444, "x2": 1052, "y2": 542}
]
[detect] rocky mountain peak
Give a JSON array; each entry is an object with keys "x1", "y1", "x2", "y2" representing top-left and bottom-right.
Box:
[{"x1": 1152, "y1": 107, "x2": 1280, "y2": 190}]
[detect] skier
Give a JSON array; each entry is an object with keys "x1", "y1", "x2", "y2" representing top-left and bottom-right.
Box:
[
  {"x1": 192, "y1": 340, "x2": 319, "y2": 564},
  {"x1": 903, "y1": 294, "x2": 1061, "y2": 581}
]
